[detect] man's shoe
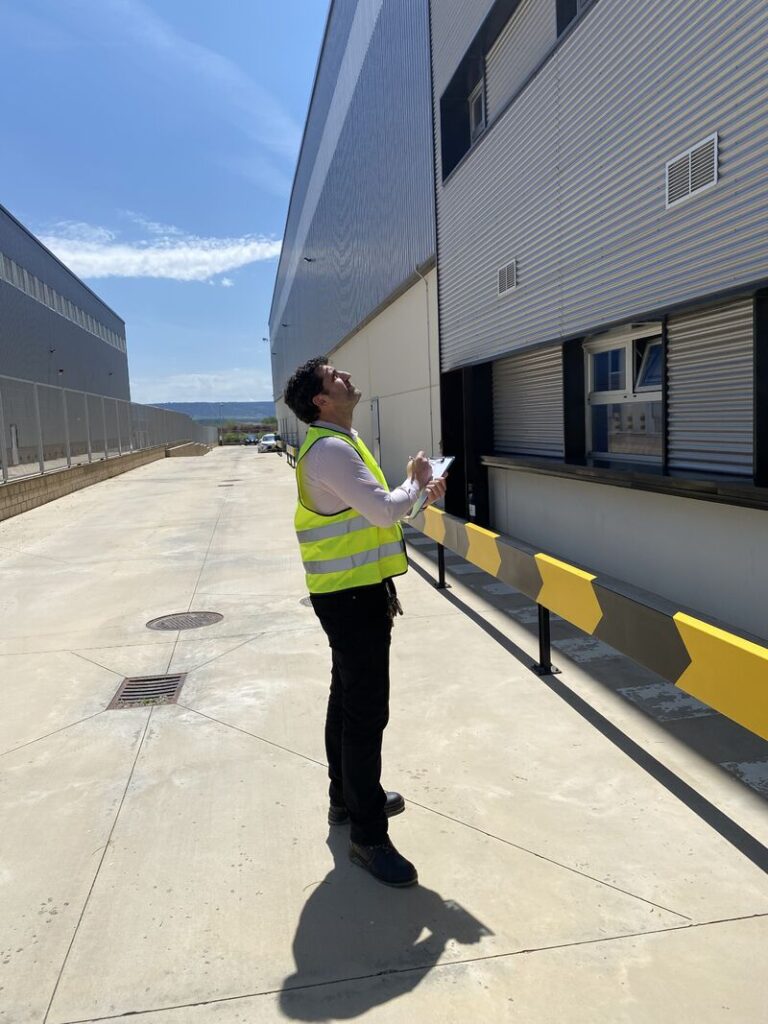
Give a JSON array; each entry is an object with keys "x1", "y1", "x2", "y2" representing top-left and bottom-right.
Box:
[
  {"x1": 328, "y1": 791, "x2": 405, "y2": 826},
  {"x1": 349, "y1": 838, "x2": 418, "y2": 887}
]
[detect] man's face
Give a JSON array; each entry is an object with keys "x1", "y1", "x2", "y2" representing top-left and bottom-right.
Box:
[{"x1": 313, "y1": 364, "x2": 361, "y2": 416}]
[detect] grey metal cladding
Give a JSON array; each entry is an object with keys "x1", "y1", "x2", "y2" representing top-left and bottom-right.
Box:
[
  {"x1": 493, "y1": 344, "x2": 564, "y2": 456},
  {"x1": 0, "y1": 281, "x2": 130, "y2": 399},
  {"x1": 430, "y1": 0, "x2": 497, "y2": 98},
  {"x1": 434, "y1": 0, "x2": 768, "y2": 373},
  {"x1": 667, "y1": 298, "x2": 753, "y2": 476},
  {"x1": 270, "y1": 0, "x2": 435, "y2": 398},
  {"x1": 0, "y1": 205, "x2": 125, "y2": 338},
  {"x1": 268, "y1": 0, "x2": 357, "y2": 327},
  {"x1": 485, "y1": 0, "x2": 557, "y2": 122}
]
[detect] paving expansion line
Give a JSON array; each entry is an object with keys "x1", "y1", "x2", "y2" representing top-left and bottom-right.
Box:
[
  {"x1": 0, "y1": 710, "x2": 106, "y2": 760},
  {"x1": 407, "y1": 556, "x2": 768, "y2": 876},
  {"x1": 43, "y1": 709, "x2": 154, "y2": 1024},
  {"x1": 175, "y1": 704, "x2": 689, "y2": 919},
  {"x1": 52, "y1": 912, "x2": 768, "y2": 1024},
  {"x1": 0, "y1": 632, "x2": 264, "y2": 658},
  {"x1": 176, "y1": 703, "x2": 329, "y2": 769},
  {"x1": 163, "y1": 501, "x2": 226, "y2": 676}
]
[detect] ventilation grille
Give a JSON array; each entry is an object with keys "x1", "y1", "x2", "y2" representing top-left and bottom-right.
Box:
[
  {"x1": 108, "y1": 674, "x2": 186, "y2": 709},
  {"x1": 497, "y1": 260, "x2": 517, "y2": 295},
  {"x1": 666, "y1": 133, "x2": 718, "y2": 208}
]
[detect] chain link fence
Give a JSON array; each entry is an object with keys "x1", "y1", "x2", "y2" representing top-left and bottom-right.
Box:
[{"x1": 0, "y1": 373, "x2": 217, "y2": 483}]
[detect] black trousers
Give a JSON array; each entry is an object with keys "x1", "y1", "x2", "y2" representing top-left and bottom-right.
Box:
[{"x1": 310, "y1": 581, "x2": 393, "y2": 845}]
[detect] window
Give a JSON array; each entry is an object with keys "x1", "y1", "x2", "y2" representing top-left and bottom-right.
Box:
[
  {"x1": 557, "y1": 0, "x2": 593, "y2": 36},
  {"x1": 585, "y1": 327, "x2": 663, "y2": 462},
  {"x1": 469, "y1": 80, "x2": 486, "y2": 142}
]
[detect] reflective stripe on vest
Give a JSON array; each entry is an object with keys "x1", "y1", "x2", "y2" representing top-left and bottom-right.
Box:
[
  {"x1": 296, "y1": 513, "x2": 371, "y2": 544},
  {"x1": 302, "y1": 539, "x2": 406, "y2": 576},
  {"x1": 294, "y1": 426, "x2": 408, "y2": 594}
]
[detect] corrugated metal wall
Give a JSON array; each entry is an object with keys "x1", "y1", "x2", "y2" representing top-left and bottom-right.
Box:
[
  {"x1": 667, "y1": 298, "x2": 754, "y2": 476},
  {"x1": 430, "y1": 0, "x2": 496, "y2": 98},
  {"x1": 0, "y1": 206, "x2": 126, "y2": 340},
  {"x1": 493, "y1": 343, "x2": 564, "y2": 456},
  {"x1": 485, "y1": 0, "x2": 556, "y2": 122},
  {"x1": 432, "y1": 0, "x2": 768, "y2": 373},
  {"x1": 269, "y1": 0, "x2": 435, "y2": 398},
  {"x1": 0, "y1": 207, "x2": 130, "y2": 399}
]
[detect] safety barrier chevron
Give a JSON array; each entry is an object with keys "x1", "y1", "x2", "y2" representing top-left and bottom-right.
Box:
[{"x1": 408, "y1": 504, "x2": 768, "y2": 742}]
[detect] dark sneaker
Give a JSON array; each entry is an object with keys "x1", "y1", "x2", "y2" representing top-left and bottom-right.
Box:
[
  {"x1": 328, "y1": 790, "x2": 406, "y2": 826},
  {"x1": 349, "y1": 838, "x2": 418, "y2": 887}
]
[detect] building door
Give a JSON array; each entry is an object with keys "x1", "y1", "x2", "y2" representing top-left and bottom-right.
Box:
[{"x1": 370, "y1": 398, "x2": 381, "y2": 464}]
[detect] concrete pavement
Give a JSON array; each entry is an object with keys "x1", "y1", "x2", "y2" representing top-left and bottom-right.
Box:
[{"x1": 0, "y1": 447, "x2": 766, "y2": 1023}]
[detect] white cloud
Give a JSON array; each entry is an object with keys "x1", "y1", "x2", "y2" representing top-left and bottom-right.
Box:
[
  {"x1": 120, "y1": 210, "x2": 184, "y2": 236},
  {"x1": 220, "y1": 277, "x2": 234, "y2": 288},
  {"x1": 100, "y1": 0, "x2": 301, "y2": 159},
  {"x1": 131, "y1": 368, "x2": 273, "y2": 404},
  {"x1": 48, "y1": 221, "x2": 116, "y2": 244},
  {"x1": 39, "y1": 219, "x2": 281, "y2": 281}
]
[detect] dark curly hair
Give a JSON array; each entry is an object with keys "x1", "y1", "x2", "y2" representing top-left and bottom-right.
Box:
[{"x1": 284, "y1": 355, "x2": 327, "y2": 424}]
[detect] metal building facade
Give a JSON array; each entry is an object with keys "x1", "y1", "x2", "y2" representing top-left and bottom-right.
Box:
[
  {"x1": 0, "y1": 205, "x2": 129, "y2": 400},
  {"x1": 269, "y1": 0, "x2": 435, "y2": 399},
  {"x1": 431, "y1": 0, "x2": 768, "y2": 372}
]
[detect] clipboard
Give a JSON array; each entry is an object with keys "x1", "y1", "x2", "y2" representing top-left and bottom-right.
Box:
[{"x1": 408, "y1": 456, "x2": 454, "y2": 518}]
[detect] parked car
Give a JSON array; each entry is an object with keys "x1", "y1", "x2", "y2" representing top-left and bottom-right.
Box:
[
  {"x1": 242, "y1": 434, "x2": 258, "y2": 445},
  {"x1": 258, "y1": 433, "x2": 279, "y2": 453}
]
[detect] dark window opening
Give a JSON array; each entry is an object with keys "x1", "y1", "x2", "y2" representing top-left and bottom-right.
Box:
[
  {"x1": 440, "y1": 58, "x2": 484, "y2": 179},
  {"x1": 557, "y1": 0, "x2": 593, "y2": 36}
]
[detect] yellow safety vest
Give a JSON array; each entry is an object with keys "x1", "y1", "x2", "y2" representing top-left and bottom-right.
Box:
[{"x1": 294, "y1": 425, "x2": 408, "y2": 594}]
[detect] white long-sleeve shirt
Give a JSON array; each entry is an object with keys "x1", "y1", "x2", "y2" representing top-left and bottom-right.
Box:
[{"x1": 301, "y1": 420, "x2": 426, "y2": 527}]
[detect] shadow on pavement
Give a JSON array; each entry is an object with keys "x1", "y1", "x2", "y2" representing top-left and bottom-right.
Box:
[{"x1": 279, "y1": 829, "x2": 493, "y2": 1021}]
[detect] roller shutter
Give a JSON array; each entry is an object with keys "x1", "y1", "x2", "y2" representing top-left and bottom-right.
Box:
[
  {"x1": 493, "y1": 345, "x2": 564, "y2": 457},
  {"x1": 667, "y1": 299, "x2": 753, "y2": 475}
]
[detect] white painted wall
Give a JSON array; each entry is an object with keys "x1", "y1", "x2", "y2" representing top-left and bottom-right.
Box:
[
  {"x1": 489, "y1": 468, "x2": 768, "y2": 640},
  {"x1": 276, "y1": 269, "x2": 440, "y2": 489}
]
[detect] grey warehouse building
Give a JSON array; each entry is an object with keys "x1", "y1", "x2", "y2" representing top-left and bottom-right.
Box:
[
  {"x1": 0, "y1": 204, "x2": 129, "y2": 399},
  {"x1": 270, "y1": 0, "x2": 768, "y2": 639},
  {"x1": 0, "y1": 203, "x2": 213, "y2": 480}
]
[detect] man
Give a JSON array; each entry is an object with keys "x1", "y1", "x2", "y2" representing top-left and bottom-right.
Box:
[{"x1": 285, "y1": 356, "x2": 446, "y2": 887}]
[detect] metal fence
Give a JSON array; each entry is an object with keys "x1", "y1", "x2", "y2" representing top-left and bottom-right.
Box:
[{"x1": 0, "y1": 373, "x2": 217, "y2": 483}]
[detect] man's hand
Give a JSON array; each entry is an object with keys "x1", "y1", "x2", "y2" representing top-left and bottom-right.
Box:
[
  {"x1": 408, "y1": 450, "x2": 433, "y2": 488},
  {"x1": 423, "y1": 475, "x2": 447, "y2": 507}
]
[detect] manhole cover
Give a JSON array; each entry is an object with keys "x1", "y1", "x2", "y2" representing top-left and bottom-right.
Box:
[
  {"x1": 108, "y1": 673, "x2": 186, "y2": 709},
  {"x1": 299, "y1": 597, "x2": 312, "y2": 607},
  {"x1": 146, "y1": 612, "x2": 224, "y2": 631}
]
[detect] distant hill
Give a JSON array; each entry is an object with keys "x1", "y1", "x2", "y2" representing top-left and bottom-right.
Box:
[{"x1": 155, "y1": 402, "x2": 275, "y2": 422}]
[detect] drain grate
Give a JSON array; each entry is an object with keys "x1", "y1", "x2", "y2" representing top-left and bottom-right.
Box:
[
  {"x1": 146, "y1": 611, "x2": 224, "y2": 631},
  {"x1": 108, "y1": 673, "x2": 186, "y2": 709}
]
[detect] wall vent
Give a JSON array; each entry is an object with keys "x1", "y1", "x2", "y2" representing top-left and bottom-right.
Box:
[
  {"x1": 666, "y1": 133, "x2": 718, "y2": 208},
  {"x1": 497, "y1": 260, "x2": 517, "y2": 295}
]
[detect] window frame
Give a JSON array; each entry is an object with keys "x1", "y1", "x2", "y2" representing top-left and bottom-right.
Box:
[
  {"x1": 584, "y1": 325, "x2": 664, "y2": 464},
  {"x1": 468, "y1": 79, "x2": 486, "y2": 144}
]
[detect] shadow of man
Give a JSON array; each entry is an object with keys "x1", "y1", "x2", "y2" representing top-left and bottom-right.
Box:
[{"x1": 279, "y1": 830, "x2": 493, "y2": 1021}]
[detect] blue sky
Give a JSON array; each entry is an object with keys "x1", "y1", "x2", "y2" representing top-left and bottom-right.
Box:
[{"x1": 0, "y1": 0, "x2": 328, "y2": 402}]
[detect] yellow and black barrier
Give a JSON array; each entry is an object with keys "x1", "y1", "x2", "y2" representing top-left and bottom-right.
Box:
[{"x1": 409, "y1": 505, "x2": 768, "y2": 742}]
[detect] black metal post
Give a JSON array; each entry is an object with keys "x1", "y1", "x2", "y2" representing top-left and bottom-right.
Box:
[
  {"x1": 435, "y1": 543, "x2": 450, "y2": 589},
  {"x1": 532, "y1": 604, "x2": 559, "y2": 675}
]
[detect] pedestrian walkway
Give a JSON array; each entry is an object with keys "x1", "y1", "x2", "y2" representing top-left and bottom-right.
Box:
[{"x1": 1, "y1": 448, "x2": 766, "y2": 1024}]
